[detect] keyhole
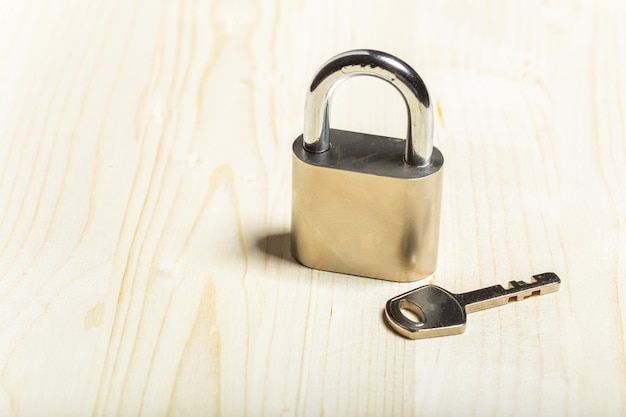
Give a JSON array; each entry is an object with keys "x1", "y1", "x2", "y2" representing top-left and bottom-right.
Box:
[{"x1": 399, "y1": 300, "x2": 425, "y2": 324}]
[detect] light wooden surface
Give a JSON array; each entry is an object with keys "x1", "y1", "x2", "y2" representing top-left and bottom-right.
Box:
[{"x1": 0, "y1": 0, "x2": 625, "y2": 416}]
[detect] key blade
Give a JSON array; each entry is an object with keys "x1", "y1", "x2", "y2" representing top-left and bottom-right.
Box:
[
  {"x1": 456, "y1": 272, "x2": 561, "y2": 314},
  {"x1": 384, "y1": 285, "x2": 467, "y2": 339},
  {"x1": 507, "y1": 272, "x2": 561, "y2": 299}
]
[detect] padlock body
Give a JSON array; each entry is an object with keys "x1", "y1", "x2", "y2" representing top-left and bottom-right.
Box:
[{"x1": 291, "y1": 129, "x2": 444, "y2": 282}]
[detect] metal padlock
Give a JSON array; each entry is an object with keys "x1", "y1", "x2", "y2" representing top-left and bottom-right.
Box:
[{"x1": 291, "y1": 50, "x2": 444, "y2": 282}]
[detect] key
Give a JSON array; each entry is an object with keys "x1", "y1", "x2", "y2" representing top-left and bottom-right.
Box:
[{"x1": 384, "y1": 272, "x2": 561, "y2": 339}]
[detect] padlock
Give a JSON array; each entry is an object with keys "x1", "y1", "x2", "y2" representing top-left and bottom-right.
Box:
[{"x1": 291, "y1": 49, "x2": 444, "y2": 282}]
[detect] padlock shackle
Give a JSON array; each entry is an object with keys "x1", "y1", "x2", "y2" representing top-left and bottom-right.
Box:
[{"x1": 303, "y1": 49, "x2": 434, "y2": 167}]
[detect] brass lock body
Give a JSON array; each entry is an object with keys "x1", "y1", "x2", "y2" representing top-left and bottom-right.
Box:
[{"x1": 291, "y1": 50, "x2": 443, "y2": 282}]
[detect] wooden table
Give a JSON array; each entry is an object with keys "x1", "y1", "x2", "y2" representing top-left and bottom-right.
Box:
[{"x1": 1, "y1": 0, "x2": 624, "y2": 415}]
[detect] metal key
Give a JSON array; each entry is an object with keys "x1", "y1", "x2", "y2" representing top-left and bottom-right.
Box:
[{"x1": 385, "y1": 272, "x2": 561, "y2": 339}]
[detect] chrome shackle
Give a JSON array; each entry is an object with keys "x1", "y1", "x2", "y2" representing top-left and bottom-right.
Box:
[{"x1": 303, "y1": 49, "x2": 434, "y2": 167}]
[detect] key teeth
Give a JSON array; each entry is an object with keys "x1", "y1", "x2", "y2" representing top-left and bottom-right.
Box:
[
  {"x1": 507, "y1": 280, "x2": 529, "y2": 289},
  {"x1": 507, "y1": 274, "x2": 550, "y2": 289}
]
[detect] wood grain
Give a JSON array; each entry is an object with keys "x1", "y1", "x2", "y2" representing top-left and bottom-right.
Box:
[{"x1": 0, "y1": 0, "x2": 624, "y2": 415}]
